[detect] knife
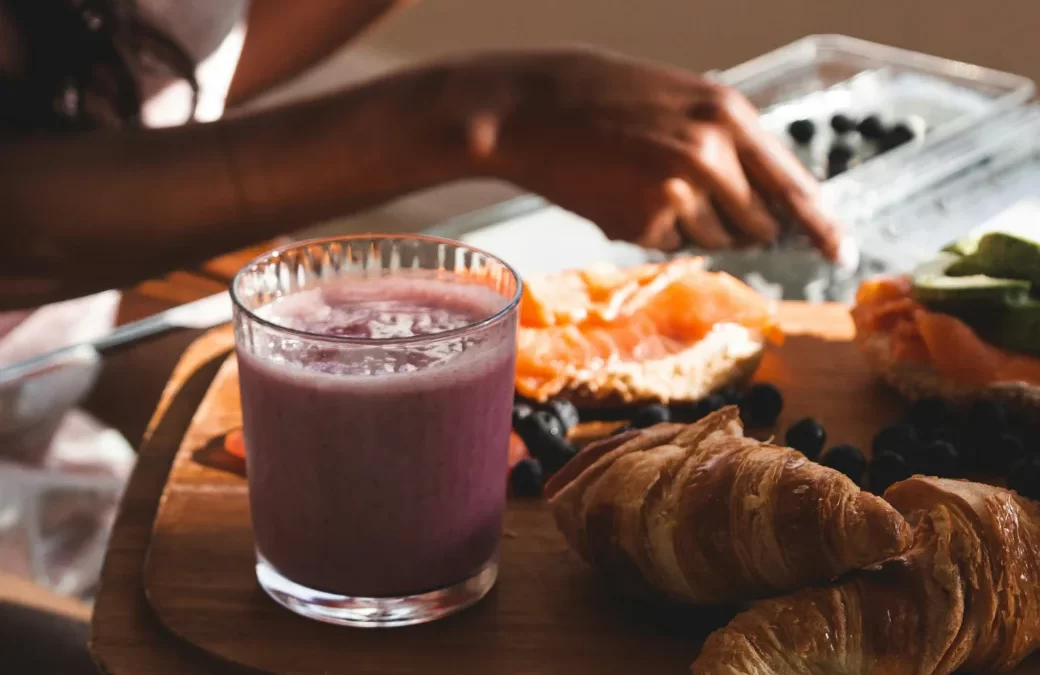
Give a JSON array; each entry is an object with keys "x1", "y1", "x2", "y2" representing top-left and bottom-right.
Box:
[{"x1": 0, "y1": 291, "x2": 234, "y2": 385}]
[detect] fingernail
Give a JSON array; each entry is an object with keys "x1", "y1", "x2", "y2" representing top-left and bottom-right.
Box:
[
  {"x1": 663, "y1": 178, "x2": 696, "y2": 212},
  {"x1": 835, "y1": 235, "x2": 860, "y2": 270}
]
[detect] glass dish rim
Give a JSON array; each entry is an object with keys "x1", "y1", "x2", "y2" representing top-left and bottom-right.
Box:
[{"x1": 230, "y1": 233, "x2": 523, "y2": 347}]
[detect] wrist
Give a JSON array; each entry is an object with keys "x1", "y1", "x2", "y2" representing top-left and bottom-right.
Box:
[
  {"x1": 328, "y1": 67, "x2": 477, "y2": 188},
  {"x1": 384, "y1": 54, "x2": 538, "y2": 180},
  {"x1": 372, "y1": 59, "x2": 517, "y2": 179}
]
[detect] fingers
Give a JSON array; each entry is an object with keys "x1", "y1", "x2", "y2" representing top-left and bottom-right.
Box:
[
  {"x1": 663, "y1": 178, "x2": 733, "y2": 249},
  {"x1": 638, "y1": 178, "x2": 734, "y2": 251},
  {"x1": 681, "y1": 128, "x2": 780, "y2": 245},
  {"x1": 744, "y1": 136, "x2": 843, "y2": 260},
  {"x1": 640, "y1": 128, "x2": 779, "y2": 247},
  {"x1": 720, "y1": 103, "x2": 844, "y2": 260},
  {"x1": 634, "y1": 201, "x2": 684, "y2": 252}
]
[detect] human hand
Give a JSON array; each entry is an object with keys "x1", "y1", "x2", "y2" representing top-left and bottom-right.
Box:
[{"x1": 458, "y1": 48, "x2": 842, "y2": 259}]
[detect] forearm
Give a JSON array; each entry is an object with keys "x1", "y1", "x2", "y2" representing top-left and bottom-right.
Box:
[
  {"x1": 0, "y1": 66, "x2": 473, "y2": 309},
  {"x1": 228, "y1": 0, "x2": 416, "y2": 105}
]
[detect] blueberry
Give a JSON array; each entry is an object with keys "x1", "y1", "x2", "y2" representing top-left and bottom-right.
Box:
[
  {"x1": 509, "y1": 458, "x2": 544, "y2": 497},
  {"x1": 991, "y1": 433, "x2": 1025, "y2": 473},
  {"x1": 541, "y1": 442, "x2": 578, "y2": 475},
  {"x1": 920, "y1": 440, "x2": 960, "y2": 478},
  {"x1": 826, "y1": 143, "x2": 854, "y2": 179},
  {"x1": 1008, "y1": 457, "x2": 1040, "y2": 500},
  {"x1": 929, "y1": 425, "x2": 961, "y2": 446},
  {"x1": 1006, "y1": 414, "x2": 1039, "y2": 455},
  {"x1": 785, "y1": 418, "x2": 827, "y2": 461},
  {"x1": 828, "y1": 143, "x2": 854, "y2": 164},
  {"x1": 880, "y1": 123, "x2": 915, "y2": 152},
  {"x1": 907, "y1": 397, "x2": 948, "y2": 432},
  {"x1": 920, "y1": 427, "x2": 966, "y2": 473},
  {"x1": 858, "y1": 115, "x2": 885, "y2": 140},
  {"x1": 826, "y1": 159, "x2": 849, "y2": 179},
  {"x1": 830, "y1": 113, "x2": 858, "y2": 134},
  {"x1": 821, "y1": 444, "x2": 867, "y2": 484},
  {"x1": 719, "y1": 387, "x2": 742, "y2": 406},
  {"x1": 868, "y1": 451, "x2": 913, "y2": 495},
  {"x1": 512, "y1": 402, "x2": 534, "y2": 428},
  {"x1": 788, "y1": 119, "x2": 816, "y2": 145},
  {"x1": 967, "y1": 400, "x2": 1009, "y2": 435},
  {"x1": 532, "y1": 410, "x2": 563, "y2": 437},
  {"x1": 515, "y1": 411, "x2": 575, "y2": 474},
  {"x1": 668, "y1": 401, "x2": 702, "y2": 422},
  {"x1": 631, "y1": 403, "x2": 672, "y2": 429},
  {"x1": 872, "y1": 423, "x2": 919, "y2": 459},
  {"x1": 739, "y1": 383, "x2": 784, "y2": 427},
  {"x1": 932, "y1": 425, "x2": 976, "y2": 471},
  {"x1": 546, "y1": 399, "x2": 581, "y2": 435},
  {"x1": 698, "y1": 394, "x2": 727, "y2": 417}
]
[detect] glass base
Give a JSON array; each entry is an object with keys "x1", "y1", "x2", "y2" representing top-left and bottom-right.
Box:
[{"x1": 255, "y1": 554, "x2": 498, "y2": 628}]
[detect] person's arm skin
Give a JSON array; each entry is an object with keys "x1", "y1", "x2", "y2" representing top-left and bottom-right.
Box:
[
  {"x1": 0, "y1": 49, "x2": 841, "y2": 311},
  {"x1": 227, "y1": 0, "x2": 415, "y2": 106},
  {"x1": 1, "y1": 64, "x2": 464, "y2": 309}
]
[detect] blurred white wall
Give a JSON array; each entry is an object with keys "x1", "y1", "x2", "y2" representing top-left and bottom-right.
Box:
[{"x1": 253, "y1": 0, "x2": 1038, "y2": 237}]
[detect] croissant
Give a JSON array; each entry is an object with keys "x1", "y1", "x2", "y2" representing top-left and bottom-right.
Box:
[
  {"x1": 691, "y1": 476, "x2": 1040, "y2": 675},
  {"x1": 545, "y1": 407, "x2": 912, "y2": 604}
]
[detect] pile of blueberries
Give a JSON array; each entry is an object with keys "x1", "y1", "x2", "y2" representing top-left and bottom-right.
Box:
[
  {"x1": 512, "y1": 385, "x2": 1038, "y2": 502},
  {"x1": 784, "y1": 397, "x2": 1039, "y2": 497},
  {"x1": 510, "y1": 383, "x2": 785, "y2": 497},
  {"x1": 787, "y1": 112, "x2": 921, "y2": 179}
]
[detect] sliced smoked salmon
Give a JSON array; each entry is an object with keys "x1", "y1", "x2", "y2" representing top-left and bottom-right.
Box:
[
  {"x1": 516, "y1": 259, "x2": 782, "y2": 405},
  {"x1": 852, "y1": 275, "x2": 1040, "y2": 388}
]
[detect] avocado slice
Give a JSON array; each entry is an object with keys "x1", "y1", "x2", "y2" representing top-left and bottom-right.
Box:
[
  {"x1": 963, "y1": 298, "x2": 1040, "y2": 357},
  {"x1": 946, "y1": 231, "x2": 1040, "y2": 286},
  {"x1": 942, "y1": 217, "x2": 1040, "y2": 259},
  {"x1": 941, "y1": 237, "x2": 977, "y2": 257},
  {"x1": 913, "y1": 274, "x2": 1031, "y2": 307},
  {"x1": 911, "y1": 253, "x2": 1031, "y2": 308}
]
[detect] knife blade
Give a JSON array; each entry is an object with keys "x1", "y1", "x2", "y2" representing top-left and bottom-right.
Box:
[{"x1": 0, "y1": 291, "x2": 234, "y2": 385}]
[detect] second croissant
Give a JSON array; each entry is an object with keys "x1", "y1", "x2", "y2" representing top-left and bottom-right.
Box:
[{"x1": 692, "y1": 476, "x2": 1040, "y2": 675}]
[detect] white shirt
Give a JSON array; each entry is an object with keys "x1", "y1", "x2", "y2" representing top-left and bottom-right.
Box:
[{"x1": 136, "y1": 0, "x2": 249, "y2": 127}]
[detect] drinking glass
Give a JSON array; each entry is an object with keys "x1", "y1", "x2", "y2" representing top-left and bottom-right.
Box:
[{"x1": 231, "y1": 234, "x2": 521, "y2": 627}]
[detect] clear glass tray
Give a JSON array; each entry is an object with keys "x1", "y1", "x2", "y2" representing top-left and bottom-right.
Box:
[
  {"x1": 719, "y1": 34, "x2": 1033, "y2": 195},
  {"x1": 832, "y1": 104, "x2": 1040, "y2": 300}
]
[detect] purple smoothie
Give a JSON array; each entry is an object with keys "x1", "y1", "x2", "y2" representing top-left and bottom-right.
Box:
[{"x1": 237, "y1": 277, "x2": 516, "y2": 597}]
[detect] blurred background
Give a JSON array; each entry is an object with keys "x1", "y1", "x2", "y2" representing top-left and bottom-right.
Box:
[{"x1": 246, "y1": 0, "x2": 1039, "y2": 240}]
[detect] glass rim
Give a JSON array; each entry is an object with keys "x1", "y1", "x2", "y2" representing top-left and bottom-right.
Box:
[{"x1": 230, "y1": 233, "x2": 524, "y2": 346}]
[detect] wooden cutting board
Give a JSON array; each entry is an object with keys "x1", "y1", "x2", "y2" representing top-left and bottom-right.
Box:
[{"x1": 140, "y1": 302, "x2": 1040, "y2": 675}]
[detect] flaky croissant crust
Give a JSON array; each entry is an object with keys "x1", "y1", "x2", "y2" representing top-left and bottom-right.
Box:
[
  {"x1": 692, "y1": 476, "x2": 1040, "y2": 675},
  {"x1": 547, "y1": 407, "x2": 912, "y2": 605}
]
